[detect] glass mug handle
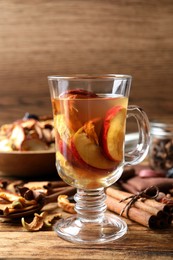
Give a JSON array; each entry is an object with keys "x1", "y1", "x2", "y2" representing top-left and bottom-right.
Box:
[{"x1": 124, "y1": 105, "x2": 150, "y2": 166}]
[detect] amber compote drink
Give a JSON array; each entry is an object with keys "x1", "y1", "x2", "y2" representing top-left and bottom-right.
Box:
[{"x1": 48, "y1": 74, "x2": 150, "y2": 244}]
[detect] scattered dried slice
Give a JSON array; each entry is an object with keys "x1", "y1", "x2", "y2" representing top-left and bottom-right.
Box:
[
  {"x1": 0, "y1": 190, "x2": 22, "y2": 203},
  {"x1": 58, "y1": 195, "x2": 76, "y2": 214},
  {"x1": 43, "y1": 212, "x2": 62, "y2": 227},
  {"x1": 2, "y1": 204, "x2": 40, "y2": 217},
  {"x1": 23, "y1": 181, "x2": 50, "y2": 192},
  {"x1": 21, "y1": 212, "x2": 47, "y2": 231},
  {"x1": 21, "y1": 211, "x2": 62, "y2": 231},
  {"x1": 0, "y1": 189, "x2": 38, "y2": 216}
]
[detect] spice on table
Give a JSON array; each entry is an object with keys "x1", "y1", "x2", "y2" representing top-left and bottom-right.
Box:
[
  {"x1": 149, "y1": 121, "x2": 173, "y2": 173},
  {"x1": 0, "y1": 180, "x2": 76, "y2": 219},
  {"x1": 57, "y1": 195, "x2": 76, "y2": 214},
  {"x1": 119, "y1": 174, "x2": 173, "y2": 194},
  {"x1": 21, "y1": 211, "x2": 62, "y2": 231},
  {"x1": 106, "y1": 187, "x2": 172, "y2": 229}
]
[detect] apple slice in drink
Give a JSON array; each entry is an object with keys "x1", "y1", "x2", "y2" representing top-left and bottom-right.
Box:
[
  {"x1": 60, "y1": 89, "x2": 98, "y2": 99},
  {"x1": 54, "y1": 114, "x2": 74, "y2": 144},
  {"x1": 54, "y1": 114, "x2": 81, "y2": 165},
  {"x1": 60, "y1": 89, "x2": 98, "y2": 132},
  {"x1": 102, "y1": 106, "x2": 126, "y2": 162},
  {"x1": 58, "y1": 139, "x2": 79, "y2": 166},
  {"x1": 63, "y1": 101, "x2": 83, "y2": 132},
  {"x1": 71, "y1": 122, "x2": 116, "y2": 170}
]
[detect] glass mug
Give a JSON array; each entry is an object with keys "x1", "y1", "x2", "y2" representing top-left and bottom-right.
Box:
[{"x1": 48, "y1": 74, "x2": 150, "y2": 244}]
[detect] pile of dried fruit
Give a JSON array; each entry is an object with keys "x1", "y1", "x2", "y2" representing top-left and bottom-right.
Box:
[
  {"x1": 0, "y1": 113, "x2": 55, "y2": 151},
  {"x1": 0, "y1": 179, "x2": 76, "y2": 231}
]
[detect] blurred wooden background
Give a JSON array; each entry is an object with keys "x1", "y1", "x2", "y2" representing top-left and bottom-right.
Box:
[{"x1": 0, "y1": 0, "x2": 172, "y2": 127}]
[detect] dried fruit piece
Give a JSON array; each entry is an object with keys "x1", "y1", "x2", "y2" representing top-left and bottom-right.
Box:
[
  {"x1": 20, "y1": 119, "x2": 36, "y2": 129},
  {"x1": 21, "y1": 212, "x2": 47, "y2": 231},
  {"x1": 20, "y1": 139, "x2": 48, "y2": 151},
  {"x1": 58, "y1": 195, "x2": 76, "y2": 214},
  {"x1": 43, "y1": 212, "x2": 62, "y2": 227},
  {"x1": 0, "y1": 115, "x2": 55, "y2": 152},
  {"x1": 0, "y1": 139, "x2": 13, "y2": 152},
  {"x1": 0, "y1": 190, "x2": 22, "y2": 202},
  {"x1": 0, "y1": 189, "x2": 38, "y2": 217},
  {"x1": 9, "y1": 125, "x2": 25, "y2": 150},
  {"x1": 21, "y1": 211, "x2": 62, "y2": 231}
]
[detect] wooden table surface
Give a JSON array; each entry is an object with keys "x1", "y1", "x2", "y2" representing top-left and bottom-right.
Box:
[
  {"x1": 0, "y1": 212, "x2": 172, "y2": 260},
  {"x1": 0, "y1": 175, "x2": 173, "y2": 260},
  {"x1": 0, "y1": 217, "x2": 173, "y2": 260}
]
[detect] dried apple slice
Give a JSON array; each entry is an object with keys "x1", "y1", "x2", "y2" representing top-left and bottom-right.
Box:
[
  {"x1": 10, "y1": 125, "x2": 25, "y2": 150},
  {"x1": 20, "y1": 139, "x2": 48, "y2": 151},
  {"x1": 20, "y1": 119, "x2": 36, "y2": 129},
  {"x1": 102, "y1": 106, "x2": 126, "y2": 162},
  {"x1": 71, "y1": 124, "x2": 116, "y2": 170}
]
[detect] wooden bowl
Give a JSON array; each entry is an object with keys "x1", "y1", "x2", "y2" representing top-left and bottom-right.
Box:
[{"x1": 0, "y1": 150, "x2": 57, "y2": 178}]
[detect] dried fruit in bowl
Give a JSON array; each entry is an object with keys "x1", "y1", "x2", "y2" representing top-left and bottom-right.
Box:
[{"x1": 0, "y1": 113, "x2": 55, "y2": 151}]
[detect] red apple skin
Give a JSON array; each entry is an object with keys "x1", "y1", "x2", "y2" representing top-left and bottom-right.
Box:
[
  {"x1": 102, "y1": 105, "x2": 126, "y2": 162},
  {"x1": 58, "y1": 139, "x2": 73, "y2": 163},
  {"x1": 70, "y1": 138, "x2": 90, "y2": 168},
  {"x1": 58, "y1": 139, "x2": 82, "y2": 167}
]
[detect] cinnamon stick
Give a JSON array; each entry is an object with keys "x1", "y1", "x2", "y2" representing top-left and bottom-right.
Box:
[
  {"x1": 47, "y1": 186, "x2": 68, "y2": 195},
  {"x1": 44, "y1": 181, "x2": 69, "y2": 189},
  {"x1": 44, "y1": 186, "x2": 76, "y2": 204},
  {"x1": 106, "y1": 187, "x2": 170, "y2": 215},
  {"x1": 143, "y1": 198, "x2": 170, "y2": 213},
  {"x1": 106, "y1": 187, "x2": 172, "y2": 229},
  {"x1": 106, "y1": 195, "x2": 158, "y2": 228}
]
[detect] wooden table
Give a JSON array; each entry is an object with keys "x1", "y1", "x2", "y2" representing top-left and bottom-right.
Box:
[
  {"x1": 0, "y1": 177, "x2": 173, "y2": 260},
  {"x1": 0, "y1": 214, "x2": 173, "y2": 260},
  {"x1": 0, "y1": 215, "x2": 173, "y2": 260}
]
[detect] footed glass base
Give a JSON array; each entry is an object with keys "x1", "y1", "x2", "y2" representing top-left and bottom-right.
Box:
[
  {"x1": 54, "y1": 187, "x2": 127, "y2": 244},
  {"x1": 54, "y1": 213, "x2": 127, "y2": 244},
  {"x1": 54, "y1": 188, "x2": 127, "y2": 244}
]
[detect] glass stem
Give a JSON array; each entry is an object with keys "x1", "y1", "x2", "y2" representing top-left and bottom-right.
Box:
[{"x1": 74, "y1": 188, "x2": 107, "y2": 223}]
